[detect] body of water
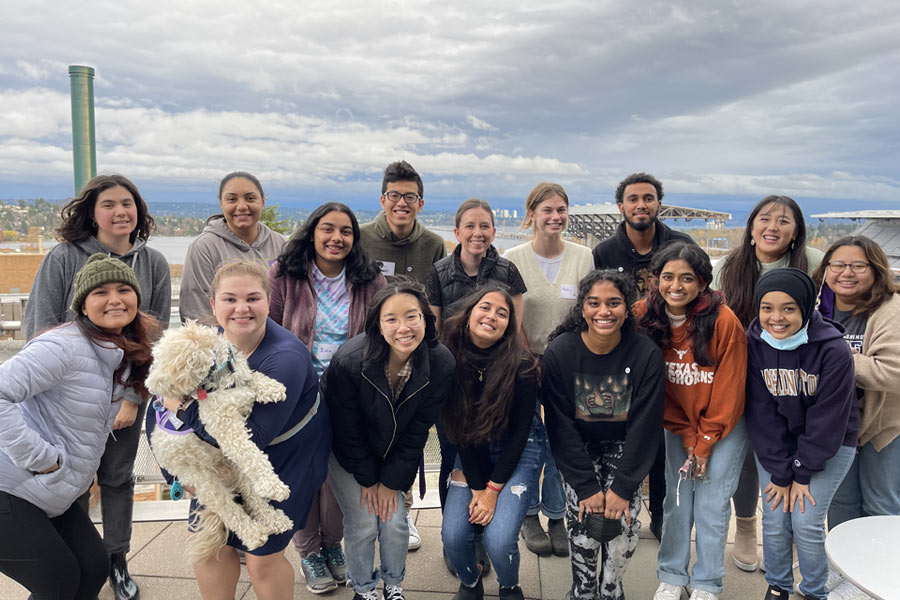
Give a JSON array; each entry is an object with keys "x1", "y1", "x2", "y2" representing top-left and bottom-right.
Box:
[{"x1": 2, "y1": 229, "x2": 531, "y2": 266}]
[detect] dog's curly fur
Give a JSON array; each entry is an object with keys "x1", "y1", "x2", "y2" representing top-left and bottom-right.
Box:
[{"x1": 146, "y1": 320, "x2": 293, "y2": 561}]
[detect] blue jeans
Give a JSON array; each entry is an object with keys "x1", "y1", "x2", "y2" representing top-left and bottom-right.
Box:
[
  {"x1": 442, "y1": 418, "x2": 543, "y2": 588},
  {"x1": 657, "y1": 419, "x2": 749, "y2": 594},
  {"x1": 328, "y1": 453, "x2": 408, "y2": 594},
  {"x1": 756, "y1": 446, "x2": 855, "y2": 600},
  {"x1": 828, "y1": 436, "x2": 900, "y2": 528},
  {"x1": 526, "y1": 407, "x2": 566, "y2": 519}
]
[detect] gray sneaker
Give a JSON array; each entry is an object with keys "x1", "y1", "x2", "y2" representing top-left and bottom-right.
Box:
[
  {"x1": 301, "y1": 552, "x2": 338, "y2": 594},
  {"x1": 322, "y1": 544, "x2": 348, "y2": 584}
]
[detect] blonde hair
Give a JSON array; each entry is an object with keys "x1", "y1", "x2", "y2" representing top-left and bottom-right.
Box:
[
  {"x1": 210, "y1": 259, "x2": 271, "y2": 299},
  {"x1": 520, "y1": 182, "x2": 568, "y2": 230}
]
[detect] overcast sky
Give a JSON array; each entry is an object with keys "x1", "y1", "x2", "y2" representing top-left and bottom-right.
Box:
[{"x1": 2, "y1": 0, "x2": 898, "y2": 212}]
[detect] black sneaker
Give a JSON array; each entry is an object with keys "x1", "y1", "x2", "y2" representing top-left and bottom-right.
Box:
[
  {"x1": 764, "y1": 584, "x2": 792, "y2": 600},
  {"x1": 109, "y1": 552, "x2": 140, "y2": 600},
  {"x1": 453, "y1": 576, "x2": 484, "y2": 600},
  {"x1": 499, "y1": 585, "x2": 525, "y2": 600}
]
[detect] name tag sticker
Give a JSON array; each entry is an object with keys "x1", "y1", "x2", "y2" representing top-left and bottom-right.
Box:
[
  {"x1": 561, "y1": 284, "x2": 577, "y2": 299},
  {"x1": 380, "y1": 261, "x2": 396, "y2": 276},
  {"x1": 315, "y1": 343, "x2": 340, "y2": 362}
]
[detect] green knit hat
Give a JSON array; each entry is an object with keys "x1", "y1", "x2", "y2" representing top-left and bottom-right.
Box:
[{"x1": 71, "y1": 253, "x2": 142, "y2": 313}]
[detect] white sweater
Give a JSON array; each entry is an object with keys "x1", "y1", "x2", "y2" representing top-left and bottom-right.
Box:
[{"x1": 505, "y1": 241, "x2": 594, "y2": 354}]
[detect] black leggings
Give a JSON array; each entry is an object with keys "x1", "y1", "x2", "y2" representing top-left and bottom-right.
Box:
[
  {"x1": 0, "y1": 491, "x2": 108, "y2": 600},
  {"x1": 732, "y1": 446, "x2": 761, "y2": 518}
]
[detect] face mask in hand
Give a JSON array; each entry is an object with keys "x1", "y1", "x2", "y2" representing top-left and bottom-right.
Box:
[{"x1": 761, "y1": 326, "x2": 809, "y2": 351}]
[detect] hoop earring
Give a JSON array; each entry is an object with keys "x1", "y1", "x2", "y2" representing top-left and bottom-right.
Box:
[
  {"x1": 92, "y1": 220, "x2": 98, "y2": 229},
  {"x1": 750, "y1": 239, "x2": 755, "y2": 246},
  {"x1": 791, "y1": 240, "x2": 796, "y2": 250}
]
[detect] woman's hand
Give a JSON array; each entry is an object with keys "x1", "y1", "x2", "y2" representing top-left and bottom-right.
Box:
[
  {"x1": 113, "y1": 400, "x2": 138, "y2": 430},
  {"x1": 693, "y1": 455, "x2": 708, "y2": 479},
  {"x1": 577, "y1": 490, "x2": 605, "y2": 522},
  {"x1": 790, "y1": 482, "x2": 816, "y2": 513},
  {"x1": 360, "y1": 485, "x2": 379, "y2": 515},
  {"x1": 764, "y1": 481, "x2": 791, "y2": 512},
  {"x1": 468, "y1": 487, "x2": 499, "y2": 526},
  {"x1": 39, "y1": 462, "x2": 60, "y2": 474},
  {"x1": 604, "y1": 489, "x2": 632, "y2": 525},
  {"x1": 376, "y1": 483, "x2": 399, "y2": 522}
]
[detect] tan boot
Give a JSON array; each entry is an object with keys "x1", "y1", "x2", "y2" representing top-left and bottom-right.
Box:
[{"x1": 732, "y1": 516, "x2": 759, "y2": 571}]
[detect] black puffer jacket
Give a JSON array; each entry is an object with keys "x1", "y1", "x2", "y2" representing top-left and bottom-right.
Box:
[
  {"x1": 427, "y1": 244, "x2": 512, "y2": 319},
  {"x1": 322, "y1": 333, "x2": 455, "y2": 490}
]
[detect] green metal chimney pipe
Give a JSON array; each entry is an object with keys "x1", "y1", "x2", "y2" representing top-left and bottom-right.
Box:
[{"x1": 68, "y1": 65, "x2": 97, "y2": 195}]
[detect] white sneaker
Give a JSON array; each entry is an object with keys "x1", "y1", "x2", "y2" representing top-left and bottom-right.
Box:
[
  {"x1": 828, "y1": 580, "x2": 874, "y2": 599},
  {"x1": 826, "y1": 569, "x2": 844, "y2": 592},
  {"x1": 407, "y1": 512, "x2": 421, "y2": 551},
  {"x1": 653, "y1": 582, "x2": 684, "y2": 600},
  {"x1": 689, "y1": 590, "x2": 718, "y2": 600}
]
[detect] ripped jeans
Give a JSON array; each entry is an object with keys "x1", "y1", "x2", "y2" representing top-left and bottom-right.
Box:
[{"x1": 441, "y1": 417, "x2": 543, "y2": 588}]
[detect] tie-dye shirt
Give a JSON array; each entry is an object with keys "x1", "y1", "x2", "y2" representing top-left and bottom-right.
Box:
[{"x1": 311, "y1": 264, "x2": 351, "y2": 378}]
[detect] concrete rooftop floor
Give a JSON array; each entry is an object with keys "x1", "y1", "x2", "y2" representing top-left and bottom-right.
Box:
[{"x1": 0, "y1": 496, "x2": 772, "y2": 599}]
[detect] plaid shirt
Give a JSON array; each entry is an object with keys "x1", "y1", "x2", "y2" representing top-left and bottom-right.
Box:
[{"x1": 385, "y1": 359, "x2": 412, "y2": 402}]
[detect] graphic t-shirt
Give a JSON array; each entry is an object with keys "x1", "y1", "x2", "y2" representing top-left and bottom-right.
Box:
[
  {"x1": 833, "y1": 307, "x2": 868, "y2": 400},
  {"x1": 311, "y1": 265, "x2": 351, "y2": 377}
]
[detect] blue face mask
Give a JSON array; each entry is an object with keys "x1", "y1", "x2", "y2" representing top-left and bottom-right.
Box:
[{"x1": 761, "y1": 326, "x2": 809, "y2": 351}]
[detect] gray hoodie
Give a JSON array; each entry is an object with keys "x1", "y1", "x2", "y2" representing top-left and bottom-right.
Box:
[
  {"x1": 23, "y1": 236, "x2": 170, "y2": 405},
  {"x1": 179, "y1": 216, "x2": 288, "y2": 323}
]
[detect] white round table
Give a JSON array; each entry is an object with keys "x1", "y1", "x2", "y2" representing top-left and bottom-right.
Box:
[{"x1": 825, "y1": 515, "x2": 900, "y2": 600}]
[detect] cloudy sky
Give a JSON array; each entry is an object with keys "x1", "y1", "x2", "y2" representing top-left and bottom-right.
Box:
[{"x1": 2, "y1": 0, "x2": 899, "y2": 213}]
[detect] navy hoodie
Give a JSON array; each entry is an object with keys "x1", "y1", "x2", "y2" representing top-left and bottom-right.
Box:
[{"x1": 745, "y1": 311, "x2": 859, "y2": 486}]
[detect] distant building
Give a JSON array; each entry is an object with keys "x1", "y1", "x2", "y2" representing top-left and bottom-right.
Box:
[
  {"x1": 567, "y1": 202, "x2": 731, "y2": 246},
  {"x1": 812, "y1": 210, "x2": 900, "y2": 277}
]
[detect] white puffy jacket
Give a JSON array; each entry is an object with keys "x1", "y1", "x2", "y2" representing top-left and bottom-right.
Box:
[{"x1": 0, "y1": 323, "x2": 123, "y2": 517}]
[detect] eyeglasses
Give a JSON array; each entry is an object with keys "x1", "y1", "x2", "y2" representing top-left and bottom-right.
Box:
[
  {"x1": 827, "y1": 261, "x2": 870, "y2": 274},
  {"x1": 381, "y1": 313, "x2": 424, "y2": 331},
  {"x1": 383, "y1": 191, "x2": 422, "y2": 205}
]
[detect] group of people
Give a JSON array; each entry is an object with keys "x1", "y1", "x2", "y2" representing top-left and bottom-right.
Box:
[{"x1": 0, "y1": 164, "x2": 896, "y2": 600}]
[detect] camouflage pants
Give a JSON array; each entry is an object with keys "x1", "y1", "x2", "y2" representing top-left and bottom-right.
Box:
[{"x1": 563, "y1": 440, "x2": 642, "y2": 600}]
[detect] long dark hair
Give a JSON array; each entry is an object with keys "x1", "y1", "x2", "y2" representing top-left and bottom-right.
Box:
[
  {"x1": 718, "y1": 195, "x2": 810, "y2": 327},
  {"x1": 56, "y1": 174, "x2": 155, "y2": 244},
  {"x1": 548, "y1": 269, "x2": 637, "y2": 342},
  {"x1": 812, "y1": 236, "x2": 899, "y2": 317},
  {"x1": 440, "y1": 285, "x2": 537, "y2": 446},
  {"x1": 362, "y1": 277, "x2": 438, "y2": 366},
  {"x1": 636, "y1": 242, "x2": 724, "y2": 366},
  {"x1": 274, "y1": 202, "x2": 380, "y2": 285},
  {"x1": 74, "y1": 309, "x2": 161, "y2": 399}
]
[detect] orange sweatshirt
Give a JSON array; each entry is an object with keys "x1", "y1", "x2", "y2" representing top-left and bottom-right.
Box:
[{"x1": 635, "y1": 302, "x2": 747, "y2": 457}]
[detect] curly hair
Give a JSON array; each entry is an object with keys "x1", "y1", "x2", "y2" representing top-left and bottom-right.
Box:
[
  {"x1": 717, "y1": 195, "x2": 810, "y2": 327},
  {"x1": 812, "y1": 236, "x2": 899, "y2": 317},
  {"x1": 636, "y1": 242, "x2": 724, "y2": 366},
  {"x1": 615, "y1": 173, "x2": 664, "y2": 204},
  {"x1": 548, "y1": 269, "x2": 638, "y2": 342},
  {"x1": 273, "y1": 202, "x2": 380, "y2": 286},
  {"x1": 56, "y1": 174, "x2": 155, "y2": 243},
  {"x1": 440, "y1": 284, "x2": 537, "y2": 446}
]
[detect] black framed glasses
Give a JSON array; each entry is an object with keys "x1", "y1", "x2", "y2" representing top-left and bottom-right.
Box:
[
  {"x1": 827, "y1": 261, "x2": 870, "y2": 274},
  {"x1": 383, "y1": 191, "x2": 421, "y2": 205}
]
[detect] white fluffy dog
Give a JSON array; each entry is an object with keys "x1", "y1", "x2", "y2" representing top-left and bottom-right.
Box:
[{"x1": 146, "y1": 320, "x2": 293, "y2": 561}]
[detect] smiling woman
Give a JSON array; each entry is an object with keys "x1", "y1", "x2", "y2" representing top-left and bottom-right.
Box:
[
  {"x1": 0, "y1": 254, "x2": 158, "y2": 600},
  {"x1": 180, "y1": 171, "x2": 289, "y2": 324},
  {"x1": 541, "y1": 269, "x2": 665, "y2": 600}
]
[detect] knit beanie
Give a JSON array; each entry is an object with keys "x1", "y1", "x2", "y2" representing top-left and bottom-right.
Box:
[
  {"x1": 754, "y1": 267, "x2": 816, "y2": 327},
  {"x1": 71, "y1": 253, "x2": 142, "y2": 312}
]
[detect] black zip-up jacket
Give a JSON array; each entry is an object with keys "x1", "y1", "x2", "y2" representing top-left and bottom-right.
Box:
[
  {"x1": 592, "y1": 221, "x2": 696, "y2": 295},
  {"x1": 322, "y1": 333, "x2": 455, "y2": 490}
]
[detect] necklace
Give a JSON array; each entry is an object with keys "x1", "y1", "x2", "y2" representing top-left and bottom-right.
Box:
[{"x1": 474, "y1": 366, "x2": 486, "y2": 382}]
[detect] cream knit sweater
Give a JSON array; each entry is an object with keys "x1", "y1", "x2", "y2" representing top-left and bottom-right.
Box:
[
  {"x1": 505, "y1": 240, "x2": 593, "y2": 354},
  {"x1": 855, "y1": 293, "x2": 900, "y2": 450}
]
